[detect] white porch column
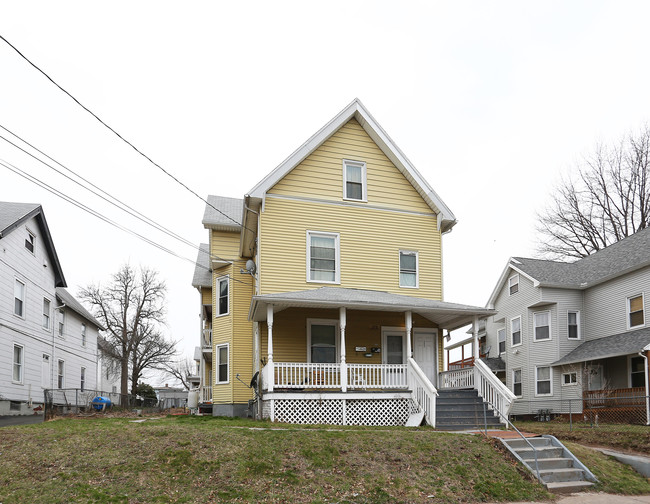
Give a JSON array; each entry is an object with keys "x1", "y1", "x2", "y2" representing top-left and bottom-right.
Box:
[
  {"x1": 340, "y1": 307, "x2": 347, "y2": 392},
  {"x1": 473, "y1": 315, "x2": 479, "y2": 363},
  {"x1": 405, "y1": 311, "x2": 412, "y2": 359},
  {"x1": 267, "y1": 304, "x2": 274, "y2": 392}
]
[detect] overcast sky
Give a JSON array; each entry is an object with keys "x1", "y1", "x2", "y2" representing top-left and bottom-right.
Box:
[{"x1": 2, "y1": 1, "x2": 650, "y2": 380}]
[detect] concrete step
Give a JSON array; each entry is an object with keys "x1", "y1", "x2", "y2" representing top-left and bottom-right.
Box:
[
  {"x1": 534, "y1": 457, "x2": 575, "y2": 470},
  {"x1": 545, "y1": 481, "x2": 595, "y2": 494},
  {"x1": 538, "y1": 468, "x2": 585, "y2": 483},
  {"x1": 436, "y1": 407, "x2": 498, "y2": 417},
  {"x1": 517, "y1": 446, "x2": 564, "y2": 460},
  {"x1": 502, "y1": 437, "x2": 552, "y2": 449},
  {"x1": 437, "y1": 397, "x2": 485, "y2": 406},
  {"x1": 437, "y1": 415, "x2": 502, "y2": 425}
]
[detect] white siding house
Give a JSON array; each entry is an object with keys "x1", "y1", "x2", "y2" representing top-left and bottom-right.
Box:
[{"x1": 0, "y1": 202, "x2": 103, "y2": 415}]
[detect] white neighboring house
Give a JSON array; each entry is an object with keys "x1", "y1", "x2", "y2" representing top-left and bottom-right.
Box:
[
  {"x1": 96, "y1": 335, "x2": 121, "y2": 395},
  {"x1": 483, "y1": 227, "x2": 650, "y2": 422},
  {"x1": 0, "y1": 202, "x2": 103, "y2": 415}
]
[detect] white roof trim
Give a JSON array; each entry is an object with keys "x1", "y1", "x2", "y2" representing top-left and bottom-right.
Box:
[
  {"x1": 247, "y1": 98, "x2": 456, "y2": 232},
  {"x1": 486, "y1": 259, "x2": 540, "y2": 308}
]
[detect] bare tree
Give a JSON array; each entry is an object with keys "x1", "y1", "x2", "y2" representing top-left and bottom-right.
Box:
[
  {"x1": 537, "y1": 126, "x2": 650, "y2": 259},
  {"x1": 80, "y1": 264, "x2": 177, "y2": 397},
  {"x1": 158, "y1": 358, "x2": 196, "y2": 390}
]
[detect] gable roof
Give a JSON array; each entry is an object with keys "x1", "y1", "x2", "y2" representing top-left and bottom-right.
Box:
[
  {"x1": 55, "y1": 287, "x2": 104, "y2": 330},
  {"x1": 246, "y1": 98, "x2": 457, "y2": 233},
  {"x1": 202, "y1": 195, "x2": 243, "y2": 231},
  {"x1": 191, "y1": 243, "x2": 212, "y2": 288},
  {"x1": 0, "y1": 201, "x2": 66, "y2": 287},
  {"x1": 487, "y1": 227, "x2": 650, "y2": 307}
]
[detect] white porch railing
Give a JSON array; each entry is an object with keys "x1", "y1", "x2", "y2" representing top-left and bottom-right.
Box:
[
  {"x1": 473, "y1": 359, "x2": 516, "y2": 423},
  {"x1": 270, "y1": 363, "x2": 341, "y2": 389},
  {"x1": 201, "y1": 385, "x2": 212, "y2": 403},
  {"x1": 347, "y1": 363, "x2": 408, "y2": 389},
  {"x1": 439, "y1": 367, "x2": 475, "y2": 389},
  {"x1": 407, "y1": 358, "x2": 437, "y2": 426},
  {"x1": 202, "y1": 329, "x2": 212, "y2": 348}
]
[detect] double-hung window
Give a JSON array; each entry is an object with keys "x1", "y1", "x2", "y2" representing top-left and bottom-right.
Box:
[
  {"x1": 14, "y1": 279, "x2": 25, "y2": 317},
  {"x1": 80, "y1": 367, "x2": 86, "y2": 391},
  {"x1": 562, "y1": 372, "x2": 577, "y2": 386},
  {"x1": 308, "y1": 321, "x2": 338, "y2": 364},
  {"x1": 25, "y1": 231, "x2": 35, "y2": 253},
  {"x1": 399, "y1": 250, "x2": 418, "y2": 288},
  {"x1": 307, "y1": 231, "x2": 340, "y2": 283},
  {"x1": 216, "y1": 344, "x2": 229, "y2": 384},
  {"x1": 509, "y1": 274, "x2": 519, "y2": 295},
  {"x1": 343, "y1": 160, "x2": 366, "y2": 201},
  {"x1": 533, "y1": 311, "x2": 551, "y2": 341},
  {"x1": 511, "y1": 316, "x2": 521, "y2": 346},
  {"x1": 631, "y1": 356, "x2": 645, "y2": 387},
  {"x1": 58, "y1": 310, "x2": 65, "y2": 338},
  {"x1": 217, "y1": 277, "x2": 229, "y2": 316},
  {"x1": 567, "y1": 311, "x2": 580, "y2": 339},
  {"x1": 57, "y1": 359, "x2": 65, "y2": 388},
  {"x1": 628, "y1": 294, "x2": 644, "y2": 329},
  {"x1": 512, "y1": 369, "x2": 522, "y2": 397},
  {"x1": 536, "y1": 366, "x2": 552, "y2": 396},
  {"x1": 497, "y1": 328, "x2": 506, "y2": 354},
  {"x1": 13, "y1": 344, "x2": 24, "y2": 383},
  {"x1": 43, "y1": 298, "x2": 51, "y2": 329},
  {"x1": 81, "y1": 324, "x2": 87, "y2": 346}
]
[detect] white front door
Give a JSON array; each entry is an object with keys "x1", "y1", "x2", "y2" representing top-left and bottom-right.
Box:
[{"x1": 413, "y1": 330, "x2": 437, "y2": 386}]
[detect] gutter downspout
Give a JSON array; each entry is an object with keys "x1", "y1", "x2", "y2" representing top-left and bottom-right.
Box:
[{"x1": 641, "y1": 345, "x2": 650, "y2": 426}]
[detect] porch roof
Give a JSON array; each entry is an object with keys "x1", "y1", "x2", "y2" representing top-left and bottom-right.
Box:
[
  {"x1": 249, "y1": 287, "x2": 495, "y2": 330},
  {"x1": 551, "y1": 327, "x2": 650, "y2": 366}
]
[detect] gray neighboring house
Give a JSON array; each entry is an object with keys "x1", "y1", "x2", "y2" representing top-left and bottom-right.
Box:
[
  {"x1": 483, "y1": 227, "x2": 650, "y2": 422},
  {"x1": 0, "y1": 202, "x2": 103, "y2": 415}
]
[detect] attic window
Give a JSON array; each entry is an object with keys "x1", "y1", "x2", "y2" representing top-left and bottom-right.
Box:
[
  {"x1": 508, "y1": 274, "x2": 519, "y2": 295},
  {"x1": 343, "y1": 160, "x2": 366, "y2": 201},
  {"x1": 25, "y1": 231, "x2": 35, "y2": 253}
]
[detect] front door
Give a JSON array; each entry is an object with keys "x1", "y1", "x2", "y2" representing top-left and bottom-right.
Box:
[
  {"x1": 413, "y1": 330, "x2": 437, "y2": 386},
  {"x1": 382, "y1": 331, "x2": 406, "y2": 387},
  {"x1": 587, "y1": 364, "x2": 604, "y2": 390}
]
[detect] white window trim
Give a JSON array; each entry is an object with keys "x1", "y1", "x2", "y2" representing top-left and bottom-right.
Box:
[
  {"x1": 25, "y1": 228, "x2": 36, "y2": 254},
  {"x1": 508, "y1": 274, "x2": 519, "y2": 296},
  {"x1": 306, "y1": 230, "x2": 341, "y2": 284},
  {"x1": 216, "y1": 276, "x2": 229, "y2": 317},
  {"x1": 533, "y1": 310, "x2": 552, "y2": 342},
  {"x1": 512, "y1": 368, "x2": 522, "y2": 398},
  {"x1": 567, "y1": 310, "x2": 581, "y2": 340},
  {"x1": 535, "y1": 366, "x2": 553, "y2": 397},
  {"x1": 14, "y1": 278, "x2": 26, "y2": 319},
  {"x1": 342, "y1": 159, "x2": 367, "y2": 202},
  {"x1": 399, "y1": 250, "x2": 419, "y2": 289},
  {"x1": 497, "y1": 328, "x2": 506, "y2": 355},
  {"x1": 58, "y1": 309, "x2": 65, "y2": 338},
  {"x1": 13, "y1": 343, "x2": 24, "y2": 384},
  {"x1": 562, "y1": 371, "x2": 578, "y2": 386},
  {"x1": 307, "y1": 318, "x2": 340, "y2": 363},
  {"x1": 511, "y1": 316, "x2": 522, "y2": 347},
  {"x1": 627, "y1": 293, "x2": 645, "y2": 330},
  {"x1": 81, "y1": 323, "x2": 87, "y2": 347},
  {"x1": 215, "y1": 343, "x2": 229, "y2": 384},
  {"x1": 43, "y1": 297, "x2": 51, "y2": 331},
  {"x1": 57, "y1": 359, "x2": 65, "y2": 389}
]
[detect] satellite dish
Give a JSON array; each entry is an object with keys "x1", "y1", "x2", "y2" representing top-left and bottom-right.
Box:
[{"x1": 245, "y1": 259, "x2": 256, "y2": 275}]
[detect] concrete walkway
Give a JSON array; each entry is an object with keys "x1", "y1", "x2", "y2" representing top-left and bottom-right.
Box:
[{"x1": 503, "y1": 493, "x2": 650, "y2": 504}]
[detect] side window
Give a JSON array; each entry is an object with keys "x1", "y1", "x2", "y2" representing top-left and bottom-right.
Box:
[
  {"x1": 57, "y1": 359, "x2": 65, "y2": 388},
  {"x1": 511, "y1": 316, "x2": 522, "y2": 346},
  {"x1": 25, "y1": 231, "x2": 35, "y2": 253},
  {"x1": 342, "y1": 160, "x2": 367, "y2": 201},
  {"x1": 216, "y1": 344, "x2": 229, "y2": 384},
  {"x1": 567, "y1": 311, "x2": 580, "y2": 339},
  {"x1": 80, "y1": 367, "x2": 86, "y2": 391},
  {"x1": 43, "y1": 298, "x2": 51, "y2": 329},
  {"x1": 307, "y1": 231, "x2": 340, "y2": 283},
  {"x1": 512, "y1": 369, "x2": 522, "y2": 397},
  {"x1": 533, "y1": 311, "x2": 551, "y2": 341},
  {"x1": 58, "y1": 310, "x2": 65, "y2": 338},
  {"x1": 81, "y1": 324, "x2": 87, "y2": 347},
  {"x1": 13, "y1": 344, "x2": 24, "y2": 383},
  {"x1": 217, "y1": 277, "x2": 229, "y2": 316},
  {"x1": 508, "y1": 274, "x2": 519, "y2": 295},
  {"x1": 562, "y1": 372, "x2": 577, "y2": 386},
  {"x1": 399, "y1": 251, "x2": 418, "y2": 288},
  {"x1": 628, "y1": 294, "x2": 644, "y2": 329},
  {"x1": 535, "y1": 366, "x2": 552, "y2": 396},
  {"x1": 497, "y1": 328, "x2": 506, "y2": 354},
  {"x1": 14, "y1": 279, "x2": 25, "y2": 317}
]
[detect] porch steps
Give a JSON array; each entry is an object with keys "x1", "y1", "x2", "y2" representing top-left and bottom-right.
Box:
[
  {"x1": 500, "y1": 435, "x2": 597, "y2": 493},
  {"x1": 405, "y1": 411, "x2": 425, "y2": 427},
  {"x1": 435, "y1": 389, "x2": 504, "y2": 431}
]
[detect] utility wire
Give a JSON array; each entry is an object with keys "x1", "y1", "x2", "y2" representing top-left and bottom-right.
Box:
[{"x1": 0, "y1": 33, "x2": 257, "y2": 236}]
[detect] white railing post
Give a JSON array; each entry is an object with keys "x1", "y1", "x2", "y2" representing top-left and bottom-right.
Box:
[
  {"x1": 405, "y1": 311, "x2": 412, "y2": 359},
  {"x1": 473, "y1": 359, "x2": 516, "y2": 423},
  {"x1": 340, "y1": 307, "x2": 347, "y2": 392},
  {"x1": 407, "y1": 358, "x2": 438, "y2": 427},
  {"x1": 267, "y1": 305, "x2": 274, "y2": 392}
]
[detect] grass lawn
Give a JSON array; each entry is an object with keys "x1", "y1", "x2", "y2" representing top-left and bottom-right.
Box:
[
  {"x1": 0, "y1": 415, "x2": 552, "y2": 504},
  {"x1": 512, "y1": 420, "x2": 650, "y2": 454}
]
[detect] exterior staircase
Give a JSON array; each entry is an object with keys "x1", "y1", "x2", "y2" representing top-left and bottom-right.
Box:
[
  {"x1": 436, "y1": 389, "x2": 504, "y2": 431},
  {"x1": 500, "y1": 435, "x2": 597, "y2": 493}
]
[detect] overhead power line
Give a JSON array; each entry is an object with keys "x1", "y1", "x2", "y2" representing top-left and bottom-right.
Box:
[{"x1": 0, "y1": 33, "x2": 256, "y2": 235}]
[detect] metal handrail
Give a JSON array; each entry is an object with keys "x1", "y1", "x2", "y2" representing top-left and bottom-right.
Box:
[{"x1": 481, "y1": 398, "x2": 542, "y2": 484}]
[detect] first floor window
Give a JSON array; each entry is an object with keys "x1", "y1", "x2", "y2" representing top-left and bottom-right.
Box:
[
  {"x1": 217, "y1": 277, "x2": 229, "y2": 316},
  {"x1": 14, "y1": 279, "x2": 25, "y2": 317},
  {"x1": 497, "y1": 328, "x2": 506, "y2": 354},
  {"x1": 13, "y1": 344, "x2": 23, "y2": 383},
  {"x1": 307, "y1": 231, "x2": 339, "y2": 283},
  {"x1": 534, "y1": 311, "x2": 551, "y2": 341},
  {"x1": 57, "y1": 360, "x2": 65, "y2": 388},
  {"x1": 511, "y1": 316, "x2": 521, "y2": 346},
  {"x1": 568, "y1": 311, "x2": 580, "y2": 339},
  {"x1": 216, "y1": 344, "x2": 229, "y2": 383},
  {"x1": 80, "y1": 367, "x2": 86, "y2": 391},
  {"x1": 399, "y1": 251, "x2": 418, "y2": 288},
  {"x1": 43, "y1": 298, "x2": 51, "y2": 329},
  {"x1": 536, "y1": 366, "x2": 552, "y2": 396},
  {"x1": 562, "y1": 372, "x2": 577, "y2": 386},
  {"x1": 628, "y1": 294, "x2": 645, "y2": 329},
  {"x1": 309, "y1": 323, "x2": 337, "y2": 363},
  {"x1": 631, "y1": 356, "x2": 645, "y2": 388},
  {"x1": 513, "y1": 369, "x2": 522, "y2": 397}
]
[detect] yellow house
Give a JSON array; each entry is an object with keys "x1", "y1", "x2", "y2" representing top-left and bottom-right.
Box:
[{"x1": 192, "y1": 99, "x2": 511, "y2": 427}]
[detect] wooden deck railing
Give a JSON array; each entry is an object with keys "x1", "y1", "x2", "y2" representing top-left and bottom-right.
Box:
[{"x1": 583, "y1": 387, "x2": 646, "y2": 408}]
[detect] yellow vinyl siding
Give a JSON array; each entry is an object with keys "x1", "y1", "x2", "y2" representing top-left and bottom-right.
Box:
[
  {"x1": 259, "y1": 197, "x2": 441, "y2": 298},
  {"x1": 232, "y1": 263, "x2": 255, "y2": 403},
  {"x1": 201, "y1": 288, "x2": 212, "y2": 306},
  {"x1": 260, "y1": 308, "x2": 436, "y2": 364},
  {"x1": 212, "y1": 263, "x2": 233, "y2": 404},
  {"x1": 211, "y1": 230, "x2": 241, "y2": 261},
  {"x1": 269, "y1": 118, "x2": 432, "y2": 214}
]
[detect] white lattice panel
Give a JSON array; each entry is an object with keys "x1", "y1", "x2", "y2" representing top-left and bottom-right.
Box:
[{"x1": 273, "y1": 399, "x2": 344, "y2": 425}]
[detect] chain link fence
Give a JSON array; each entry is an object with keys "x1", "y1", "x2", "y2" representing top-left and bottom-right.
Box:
[
  {"x1": 508, "y1": 395, "x2": 649, "y2": 432},
  {"x1": 43, "y1": 388, "x2": 177, "y2": 420}
]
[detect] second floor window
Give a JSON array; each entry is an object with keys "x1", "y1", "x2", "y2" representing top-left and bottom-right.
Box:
[
  {"x1": 511, "y1": 316, "x2": 521, "y2": 346},
  {"x1": 81, "y1": 324, "x2": 87, "y2": 346},
  {"x1": 533, "y1": 311, "x2": 550, "y2": 341},
  {"x1": 628, "y1": 294, "x2": 644, "y2": 329},
  {"x1": 14, "y1": 279, "x2": 25, "y2": 317},
  {"x1": 307, "y1": 231, "x2": 340, "y2": 283},
  {"x1": 343, "y1": 160, "x2": 366, "y2": 201},
  {"x1": 399, "y1": 251, "x2": 418, "y2": 288},
  {"x1": 58, "y1": 311, "x2": 65, "y2": 338},
  {"x1": 43, "y1": 298, "x2": 51, "y2": 329},
  {"x1": 217, "y1": 277, "x2": 229, "y2": 316},
  {"x1": 497, "y1": 328, "x2": 506, "y2": 354},
  {"x1": 567, "y1": 311, "x2": 580, "y2": 339}
]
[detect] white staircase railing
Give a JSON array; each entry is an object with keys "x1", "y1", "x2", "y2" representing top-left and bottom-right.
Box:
[
  {"x1": 407, "y1": 358, "x2": 438, "y2": 427},
  {"x1": 474, "y1": 359, "x2": 516, "y2": 423}
]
